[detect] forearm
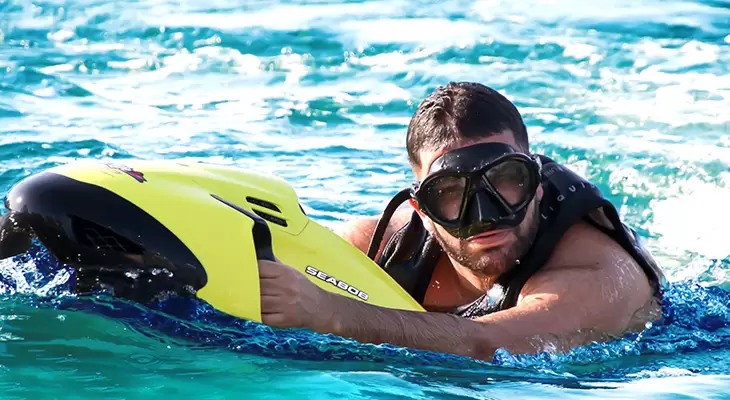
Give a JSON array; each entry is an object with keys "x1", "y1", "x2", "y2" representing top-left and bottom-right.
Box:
[
  {"x1": 313, "y1": 291, "x2": 501, "y2": 361},
  {"x1": 310, "y1": 293, "x2": 609, "y2": 361}
]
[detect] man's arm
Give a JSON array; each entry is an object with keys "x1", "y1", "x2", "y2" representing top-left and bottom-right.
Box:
[
  {"x1": 319, "y1": 255, "x2": 649, "y2": 359},
  {"x1": 320, "y1": 222, "x2": 656, "y2": 359},
  {"x1": 260, "y1": 258, "x2": 640, "y2": 361},
  {"x1": 260, "y1": 221, "x2": 656, "y2": 361}
]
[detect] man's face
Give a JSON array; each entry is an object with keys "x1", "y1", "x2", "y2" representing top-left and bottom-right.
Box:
[{"x1": 413, "y1": 132, "x2": 542, "y2": 277}]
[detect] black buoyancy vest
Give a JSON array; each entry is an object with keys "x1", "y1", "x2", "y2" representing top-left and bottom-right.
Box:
[{"x1": 375, "y1": 155, "x2": 668, "y2": 319}]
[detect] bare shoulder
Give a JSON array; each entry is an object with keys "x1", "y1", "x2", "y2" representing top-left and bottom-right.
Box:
[
  {"x1": 544, "y1": 220, "x2": 643, "y2": 272},
  {"x1": 336, "y1": 207, "x2": 415, "y2": 258},
  {"x1": 519, "y1": 219, "x2": 656, "y2": 332}
]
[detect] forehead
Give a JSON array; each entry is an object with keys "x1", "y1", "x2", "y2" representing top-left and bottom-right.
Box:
[{"x1": 416, "y1": 131, "x2": 521, "y2": 178}]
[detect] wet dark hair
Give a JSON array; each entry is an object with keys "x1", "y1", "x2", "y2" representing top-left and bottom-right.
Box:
[{"x1": 406, "y1": 82, "x2": 529, "y2": 168}]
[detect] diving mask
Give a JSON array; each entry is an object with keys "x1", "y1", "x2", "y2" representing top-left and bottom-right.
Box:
[{"x1": 410, "y1": 142, "x2": 542, "y2": 239}]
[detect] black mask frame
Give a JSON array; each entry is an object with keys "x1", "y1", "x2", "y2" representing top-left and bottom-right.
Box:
[
  {"x1": 410, "y1": 142, "x2": 543, "y2": 239},
  {"x1": 365, "y1": 142, "x2": 543, "y2": 259}
]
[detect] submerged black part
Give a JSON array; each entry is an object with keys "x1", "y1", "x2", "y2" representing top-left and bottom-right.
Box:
[{"x1": 2, "y1": 171, "x2": 208, "y2": 303}]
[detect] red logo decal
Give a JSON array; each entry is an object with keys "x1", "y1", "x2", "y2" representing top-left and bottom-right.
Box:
[{"x1": 105, "y1": 163, "x2": 147, "y2": 183}]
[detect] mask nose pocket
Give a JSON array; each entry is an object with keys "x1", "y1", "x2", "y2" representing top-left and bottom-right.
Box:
[{"x1": 464, "y1": 190, "x2": 502, "y2": 224}]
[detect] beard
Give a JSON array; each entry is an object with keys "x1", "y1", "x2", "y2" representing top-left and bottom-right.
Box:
[{"x1": 430, "y1": 202, "x2": 540, "y2": 277}]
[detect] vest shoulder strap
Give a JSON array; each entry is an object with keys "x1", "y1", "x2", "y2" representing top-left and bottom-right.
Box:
[{"x1": 376, "y1": 211, "x2": 441, "y2": 303}]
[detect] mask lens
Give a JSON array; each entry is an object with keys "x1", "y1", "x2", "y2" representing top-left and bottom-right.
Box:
[
  {"x1": 485, "y1": 158, "x2": 535, "y2": 208},
  {"x1": 422, "y1": 175, "x2": 467, "y2": 222}
]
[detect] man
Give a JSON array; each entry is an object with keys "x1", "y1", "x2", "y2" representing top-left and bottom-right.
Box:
[{"x1": 258, "y1": 82, "x2": 667, "y2": 362}]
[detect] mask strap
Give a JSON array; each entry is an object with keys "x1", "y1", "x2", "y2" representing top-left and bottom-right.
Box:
[{"x1": 366, "y1": 188, "x2": 412, "y2": 260}]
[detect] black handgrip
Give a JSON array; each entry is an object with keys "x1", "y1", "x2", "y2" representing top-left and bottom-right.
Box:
[
  {"x1": 248, "y1": 214, "x2": 276, "y2": 262},
  {"x1": 210, "y1": 194, "x2": 276, "y2": 262}
]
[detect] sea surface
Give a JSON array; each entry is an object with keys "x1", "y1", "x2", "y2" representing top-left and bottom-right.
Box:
[{"x1": 1, "y1": 0, "x2": 730, "y2": 398}]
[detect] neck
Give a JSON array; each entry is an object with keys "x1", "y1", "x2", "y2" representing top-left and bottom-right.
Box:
[
  {"x1": 450, "y1": 260, "x2": 500, "y2": 298},
  {"x1": 422, "y1": 253, "x2": 505, "y2": 312}
]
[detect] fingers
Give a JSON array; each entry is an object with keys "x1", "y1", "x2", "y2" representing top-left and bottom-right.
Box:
[
  {"x1": 258, "y1": 259, "x2": 287, "y2": 279},
  {"x1": 260, "y1": 294, "x2": 285, "y2": 314},
  {"x1": 261, "y1": 312, "x2": 294, "y2": 328},
  {"x1": 258, "y1": 259, "x2": 303, "y2": 280},
  {"x1": 257, "y1": 259, "x2": 311, "y2": 330},
  {"x1": 259, "y1": 277, "x2": 286, "y2": 298},
  {"x1": 259, "y1": 264, "x2": 297, "y2": 297},
  {"x1": 261, "y1": 296, "x2": 300, "y2": 328}
]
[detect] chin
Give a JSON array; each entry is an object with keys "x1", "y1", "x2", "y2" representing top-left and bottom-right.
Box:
[
  {"x1": 469, "y1": 259, "x2": 513, "y2": 277},
  {"x1": 463, "y1": 248, "x2": 512, "y2": 273}
]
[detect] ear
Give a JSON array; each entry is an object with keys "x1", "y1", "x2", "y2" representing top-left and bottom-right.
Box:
[
  {"x1": 409, "y1": 198, "x2": 433, "y2": 233},
  {"x1": 408, "y1": 198, "x2": 424, "y2": 216}
]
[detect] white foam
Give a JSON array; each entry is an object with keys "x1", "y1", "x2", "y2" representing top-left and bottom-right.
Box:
[
  {"x1": 144, "y1": 2, "x2": 404, "y2": 31},
  {"x1": 0, "y1": 258, "x2": 71, "y2": 296},
  {"x1": 650, "y1": 179, "x2": 730, "y2": 260},
  {"x1": 471, "y1": 0, "x2": 729, "y2": 25},
  {"x1": 336, "y1": 18, "x2": 490, "y2": 47}
]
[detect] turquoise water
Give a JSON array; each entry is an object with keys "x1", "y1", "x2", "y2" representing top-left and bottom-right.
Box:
[{"x1": 2, "y1": 0, "x2": 730, "y2": 397}]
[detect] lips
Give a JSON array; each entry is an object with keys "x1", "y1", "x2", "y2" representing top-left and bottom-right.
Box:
[
  {"x1": 468, "y1": 229, "x2": 510, "y2": 241},
  {"x1": 469, "y1": 229, "x2": 509, "y2": 240}
]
